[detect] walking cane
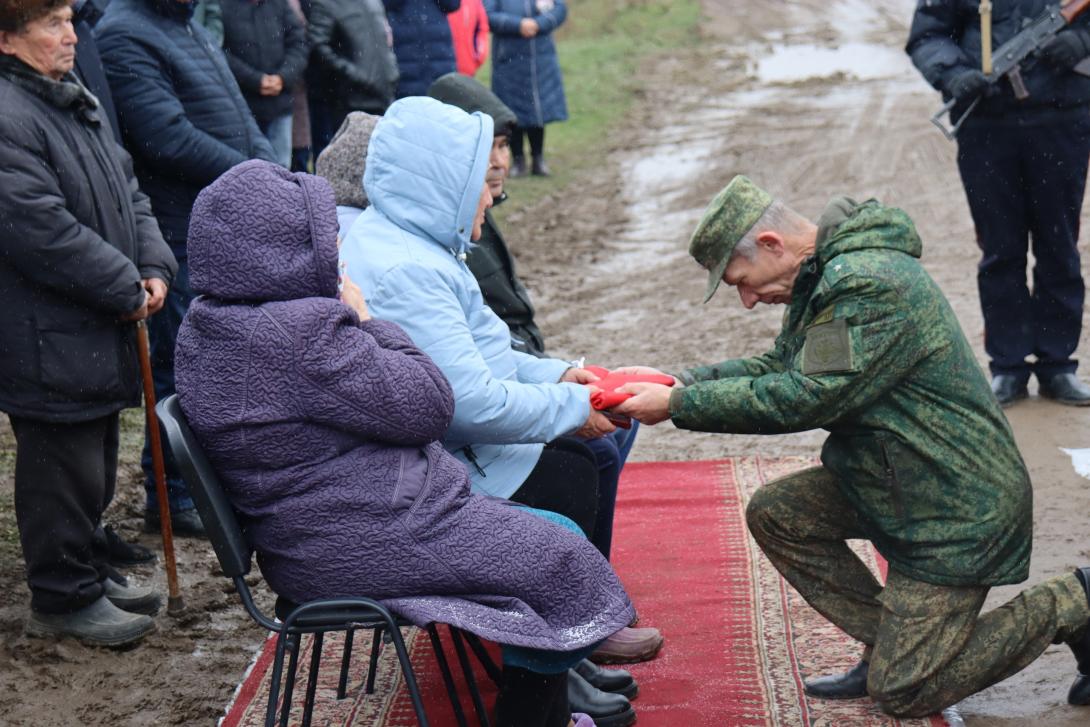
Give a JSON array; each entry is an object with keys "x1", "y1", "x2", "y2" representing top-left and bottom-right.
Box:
[
  {"x1": 136, "y1": 320, "x2": 185, "y2": 615},
  {"x1": 980, "y1": 0, "x2": 993, "y2": 74}
]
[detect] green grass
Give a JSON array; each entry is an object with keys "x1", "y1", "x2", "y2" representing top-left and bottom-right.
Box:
[{"x1": 482, "y1": 0, "x2": 701, "y2": 221}]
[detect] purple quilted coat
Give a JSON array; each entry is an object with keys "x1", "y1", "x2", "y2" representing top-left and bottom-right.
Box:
[{"x1": 174, "y1": 160, "x2": 634, "y2": 651}]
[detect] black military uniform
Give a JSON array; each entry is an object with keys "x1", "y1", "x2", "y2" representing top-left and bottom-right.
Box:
[{"x1": 907, "y1": 0, "x2": 1090, "y2": 404}]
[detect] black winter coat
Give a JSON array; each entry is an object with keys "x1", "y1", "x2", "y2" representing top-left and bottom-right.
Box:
[
  {"x1": 221, "y1": 0, "x2": 309, "y2": 126},
  {"x1": 907, "y1": 0, "x2": 1090, "y2": 121},
  {"x1": 307, "y1": 0, "x2": 398, "y2": 114},
  {"x1": 96, "y1": 0, "x2": 276, "y2": 255},
  {"x1": 73, "y1": 0, "x2": 121, "y2": 141},
  {"x1": 468, "y1": 205, "x2": 545, "y2": 356},
  {"x1": 384, "y1": 0, "x2": 460, "y2": 98},
  {"x1": 0, "y1": 60, "x2": 177, "y2": 422}
]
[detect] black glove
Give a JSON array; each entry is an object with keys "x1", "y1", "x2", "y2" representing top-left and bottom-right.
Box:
[
  {"x1": 1042, "y1": 29, "x2": 1090, "y2": 69},
  {"x1": 946, "y1": 69, "x2": 991, "y2": 101}
]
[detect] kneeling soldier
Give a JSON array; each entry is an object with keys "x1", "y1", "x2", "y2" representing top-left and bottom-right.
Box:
[{"x1": 614, "y1": 175, "x2": 1090, "y2": 716}]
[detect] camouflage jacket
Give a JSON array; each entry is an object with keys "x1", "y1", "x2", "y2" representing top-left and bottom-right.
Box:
[{"x1": 669, "y1": 199, "x2": 1032, "y2": 587}]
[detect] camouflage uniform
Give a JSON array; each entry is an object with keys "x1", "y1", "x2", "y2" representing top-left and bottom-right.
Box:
[{"x1": 671, "y1": 180, "x2": 1090, "y2": 717}]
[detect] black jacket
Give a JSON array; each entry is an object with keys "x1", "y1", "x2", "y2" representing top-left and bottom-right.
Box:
[
  {"x1": 96, "y1": 0, "x2": 276, "y2": 255},
  {"x1": 73, "y1": 0, "x2": 121, "y2": 141},
  {"x1": 0, "y1": 59, "x2": 177, "y2": 422},
  {"x1": 907, "y1": 0, "x2": 1090, "y2": 121},
  {"x1": 469, "y1": 204, "x2": 546, "y2": 356},
  {"x1": 307, "y1": 0, "x2": 398, "y2": 114},
  {"x1": 221, "y1": 0, "x2": 309, "y2": 126}
]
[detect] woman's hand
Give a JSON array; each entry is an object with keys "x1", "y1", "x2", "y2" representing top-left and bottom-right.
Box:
[
  {"x1": 519, "y1": 18, "x2": 539, "y2": 37},
  {"x1": 340, "y1": 271, "x2": 370, "y2": 321}
]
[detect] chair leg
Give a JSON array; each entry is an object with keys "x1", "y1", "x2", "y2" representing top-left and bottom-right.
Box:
[
  {"x1": 366, "y1": 627, "x2": 384, "y2": 694},
  {"x1": 450, "y1": 627, "x2": 491, "y2": 727},
  {"x1": 462, "y1": 632, "x2": 502, "y2": 688},
  {"x1": 279, "y1": 634, "x2": 302, "y2": 727},
  {"x1": 428, "y1": 624, "x2": 469, "y2": 727},
  {"x1": 301, "y1": 632, "x2": 325, "y2": 727},
  {"x1": 265, "y1": 632, "x2": 291, "y2": 727},
  {"x1": 338, "y1": 628, "x2": 355, "y2": 699},
  {"x1": 385, "y1": 622, "x2": 430, "y2": 727}
]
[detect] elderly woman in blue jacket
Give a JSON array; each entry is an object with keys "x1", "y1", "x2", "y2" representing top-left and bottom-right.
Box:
[
  {"x1": 341, "y1": 97, "x2": 650, "y2": 726},
  {"x1": 485, "y1": 0, "x2": 567, "y2": 176}
]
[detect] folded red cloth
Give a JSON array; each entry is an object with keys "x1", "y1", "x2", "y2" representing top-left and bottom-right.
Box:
[{"x1": 583, "y1": 366, "x2": 675, "y2": 410}]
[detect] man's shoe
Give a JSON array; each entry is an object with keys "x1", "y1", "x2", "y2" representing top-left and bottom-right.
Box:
[
  {"x1": 531, "y1": 155, "x2": 551, "y2": 177},
  {"x1": 567, "y1": 669, "x2": 635, "y2": 727},
  {"x1": 144, "y1": 507, "x2": 206, "y2": 538},
  {"x1": 804, "y1": 660, "x2": 869, "y2": 700},
  {"x1": 573, "y1": 658, "x2": 638, "y2": 699},
  {"x1": 1039, "y1": 373, "x2": 1090, "y2": 407},
  {"x1": 991, "y1": 375, "x2": 1028, "y2": 407},
  {"x1": 104, "y1": 525, "x2": 155, "y2": 567},
  {"x1": 589, "y1": 626, "x2": 663, "y2": 665},
  {"x1": 510, "y1": 157, "x2": 526, "y2": 178},
  {"x1": 104, "y1": 576, "x2": 162, "y2": 616},
  {"x1": 1069, "y1": 567, "x2": 1090, "y2": 706},
  {"x1": 26, "y1": 595, "x2": 156, "y2": 648}
]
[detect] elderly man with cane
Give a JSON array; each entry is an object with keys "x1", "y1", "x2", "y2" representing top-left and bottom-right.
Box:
[
  {"x1": 0, "y1": 0, "x2": 176, "y2": 646},
  {"x1": 614, "y1": 176, "x2": 1090, "y2": 715}
]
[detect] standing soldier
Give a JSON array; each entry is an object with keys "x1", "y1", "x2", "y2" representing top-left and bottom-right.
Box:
[
  {"x1": 614, "y1": 176, "x2": 1090, "y2": 715},
  {"x1": 907, "y1": 0, "x2": 1090, "y2": 406}
]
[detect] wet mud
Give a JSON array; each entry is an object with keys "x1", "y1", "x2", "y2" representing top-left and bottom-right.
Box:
[{"x1": 0, "y1": 0, "x2": 1088, "y2": 724}]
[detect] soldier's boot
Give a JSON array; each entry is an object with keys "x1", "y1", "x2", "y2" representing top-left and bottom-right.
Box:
[
  {"x1": 1068, "y1": 567, "x2": 1090, "y2": 706},
  {"x1": 803, "y1": 659, "x2": 869, "y2": 700}
]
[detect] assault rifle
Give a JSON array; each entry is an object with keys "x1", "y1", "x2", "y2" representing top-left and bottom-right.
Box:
[{"x1": 932, "y1": 0, "x2": 1090, "y2": 139}]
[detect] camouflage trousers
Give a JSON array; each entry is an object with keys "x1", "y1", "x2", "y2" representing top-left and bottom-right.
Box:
[{"x1": 745, "y1": 465, "x2": 1090, "y2": 718}]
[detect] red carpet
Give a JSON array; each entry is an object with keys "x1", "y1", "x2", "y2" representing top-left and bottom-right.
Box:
[{"x1": 222, "y1": 458, "x2": 949, "y2": 726}]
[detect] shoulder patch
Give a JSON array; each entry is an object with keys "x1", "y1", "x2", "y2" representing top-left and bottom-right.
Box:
[{"x1": 802, "y1": 318, "x2": 854, "y2": 375}]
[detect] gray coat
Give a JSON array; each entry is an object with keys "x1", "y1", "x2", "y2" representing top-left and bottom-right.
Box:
[{"x1": 0, "y1": 58, "x2": 177, "y2": 422}]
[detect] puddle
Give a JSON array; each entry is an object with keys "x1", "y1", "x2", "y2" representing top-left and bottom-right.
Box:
[
  {"x1": 754, "y1": 42, "x2": 912, "y2": 83},
  {"x1": 1060, "y1": 448, "x2": 1090, "y2": 480}
]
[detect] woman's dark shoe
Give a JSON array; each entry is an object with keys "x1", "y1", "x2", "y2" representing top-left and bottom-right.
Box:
[
  {"x1": 1039, "y1": 373, "x2": 1090, "y2": 406},
  {"x1": 573, "y1": 658, "x2": 638, "y2": 699},
  {"x1": 144, "y1": 507, "x2": 206, "y2": 538},
  {"x1": 531, "y1": 155, "x2": 551, "y2": 176},
  {"x1": 567, "y1": 669, "x2": 635, "y2": 727},
  {"x1": 803, "y1": 659, "x2": 869, "y2": 700},
  {"x1": 589, "y1": 626, "x2": 663, "y2": 664},
  {"x1": 990, "y1": 374, "x2": 1028, "y2": 407},
  {"x1": 104, "y1": 525, "x2": 155, "y2": 567},
  {"x1": 510, "y1": 157, "x2": 527, "y2": 178}
]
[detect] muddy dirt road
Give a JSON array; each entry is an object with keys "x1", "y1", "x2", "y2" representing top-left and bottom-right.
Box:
[{"x1": 0, "y1": 0, "x2": 1088, "y2": 724}]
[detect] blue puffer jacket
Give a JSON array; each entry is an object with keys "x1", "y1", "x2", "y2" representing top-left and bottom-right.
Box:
[
  {"x1": 384, "y1": 0, "x2": 461, "y2": 98},
  {"x1": 485, "y1": 0, "x2": 567, "y2": 127},
  {"x1": 341, "y1": 97, "x2": 590, "y2": 498},
  {"x1": 96, "y1": 0, "x2": 275, "y2": 256}
]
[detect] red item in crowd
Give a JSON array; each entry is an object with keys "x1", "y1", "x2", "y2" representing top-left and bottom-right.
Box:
[
  {"x1": 583, "y1": 366, "x2": 676, "y2": 410},
  {"x1": 449, "y1": 0, "x2": 490, "y2": 76}
]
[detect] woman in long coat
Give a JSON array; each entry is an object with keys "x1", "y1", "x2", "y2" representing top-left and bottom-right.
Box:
[
  {"x1": 175, "y1": 160, "x2": 632, "y2": 726},
  {"x1": 485, "y1": 0, "x2": 567, "y2": 176}
]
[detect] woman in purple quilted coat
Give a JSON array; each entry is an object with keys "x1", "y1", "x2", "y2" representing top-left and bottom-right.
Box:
[{"x1": 174, "y1": 160, "x2": 631, "y2": 726}]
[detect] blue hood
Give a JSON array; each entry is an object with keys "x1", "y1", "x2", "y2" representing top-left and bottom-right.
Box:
[{"x1": 363, "y1": 97, "x2": 493, "y2": 257}]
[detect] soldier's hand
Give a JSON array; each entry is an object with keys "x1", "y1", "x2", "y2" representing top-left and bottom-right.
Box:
[
  {"x1": 613, "y1": 382, "x2": 673, "y2": 425},
  {"x1": 573, "y1": 407, "x2": 616, "y2": 440},
  {"x1": 1043, "y1": 30, "x2": 1090, "y2": 70},
  {"x1": 946, "y1": 69, "x2": 991, "y2": 102}
]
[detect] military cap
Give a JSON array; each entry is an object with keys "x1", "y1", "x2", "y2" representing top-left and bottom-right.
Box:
[{"x1": 689, "y1": 175, "x2": 773, "y2": 302}]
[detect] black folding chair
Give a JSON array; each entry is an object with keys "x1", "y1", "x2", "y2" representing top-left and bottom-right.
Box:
[{"x1": 156, "y1": 395, "x2": 494, "y2": 727}]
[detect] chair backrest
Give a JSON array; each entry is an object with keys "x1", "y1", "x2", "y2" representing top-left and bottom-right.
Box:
[{"x1": 155, "y1": 395, "x2": 253, "y2": 578}]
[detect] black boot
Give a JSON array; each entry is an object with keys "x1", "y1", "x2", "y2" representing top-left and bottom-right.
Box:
[
  {"x1": 567, "y1": 668, "x2": 636, "y2": 727},
  {"x1": 573, "y1": 658, "x2": 638, "y2": 699},
  {"x1": 804, "y1": 659, "x2": 869, "y2": 700},
  {"x1": 1039, "y1": 373, "x2": 1090, "y2": 407},
  {"x1": 1069, "y1": 567, "x2": 1090, "y2": 706},
  {"x1": 531, "y1": 155, "x2": 551, "y2": 177},
  {"x1": 509, "y1": 156, "x2": 526, "y2": 178},
  {"x1": 991, "y1": 374, "x2": 1028, "y2": 407}
]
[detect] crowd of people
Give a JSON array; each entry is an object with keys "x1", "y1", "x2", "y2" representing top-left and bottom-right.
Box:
[{"x1": 4, "y1": 0, "x2": 1090, "y2": 725}]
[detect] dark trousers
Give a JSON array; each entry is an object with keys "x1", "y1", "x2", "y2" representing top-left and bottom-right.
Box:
[
  {"x1": 141, "y1": 258, "x2": 195, "y2": 512},
  {"x1": 511, "y1": 125, "x2": 545, "y2": 161},
  {"x1": 580, "y1": 423, "x2": 639, "y2": 560},
  {"x1": 510, "y1": 437, "x2": 600, "y2": 544},
  {"x1": 9, "y1": 413, "x2": 117, "y2": 614},
  {"x1": 956, "y1": 114, "x2": 1090, "y2": 380}
]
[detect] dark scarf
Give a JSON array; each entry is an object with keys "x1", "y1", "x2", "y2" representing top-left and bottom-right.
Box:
[{"x1": 0, "y1": 54, "x2": 100, "y2": 117}]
